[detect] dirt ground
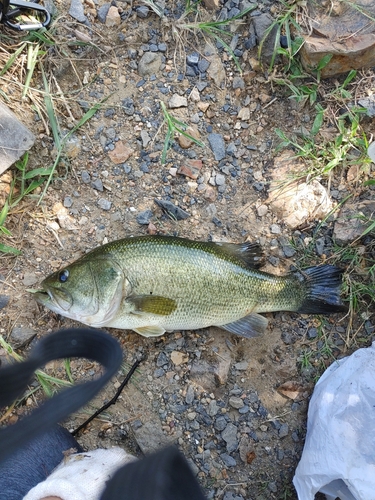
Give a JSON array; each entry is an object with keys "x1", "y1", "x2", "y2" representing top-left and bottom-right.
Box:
[{"x1": 1, "y1": 2, "x2": 374, "y2": 499}]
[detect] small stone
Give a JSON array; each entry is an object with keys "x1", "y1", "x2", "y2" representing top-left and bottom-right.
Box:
[
  {"x1": 140, "y1": 130, "x2": 151, "y2": 147},
  {"x1": 215, "y1": 173, "x2": 225, "y2": 186},
  {"x1": 238, "y1": 107, "x2": 250, "y2": 120},
  {"x1": 11, "y1": 325, "x2": 36, "y2": 348},
  {"x1": 229, "y1": 396, "x2": 244, "y2": 409},
  {"x1": 154, "y1": 199, "x2": 190, "y2": 220},
  {"x1": 214, "y1": 416, "x2": 227, "y2": 431},
  {"x1": 92, "y1": 179, "x2": 103, "y2": 192},
  {"x1": 189, "y1": 88, "x2": 200, "y2": 102},
  {"x1": 208, "y1": 133, "x2": 226, "y2": 161},
  {"x1": 307, "y1": 327, "x2": 318, "y2": 339},
  {"x1": 81, "y1": 171, "x2": 91, "y2": 183},
  {"x1": 257, "y1": 204, "x2": 268, "y2": 217},
  {"x1": 136, "y1": 209, "x2": 153, "y2": 225},
  {"x1": 220, "y1": 453, "x2": 236, "y2": 467},
  {"x1": 222, "y1": 423, "x2": 238, "y2": 453},
  {"x1": 97, "y1": 198, "x2": 112, "y2": 211},
  {"x1": 69, "y1": 0, "x2": 88, "y2": 23},
  {"x1": 108, "y1": 142, "x2": 134, "y2": 164},
  {"x1": 138, "y1": 52, "x2": 162, "y2": 77},
  {"x1": 168, "y1": 94, "x2": 188, "y2": 108},
  {"x1": 279, "y1": 423, "x2": 289, "y2": 438},
  {"x1": 232, "y1": 77, "x2": 245, "y2": 89},
  {"x1": 234, "y1": 361, "x2": 248, "y2": 371},
  {"x1": 156, "y1": 352, "x2": 168, "y2": 367},
  {"x1": 270, "y1": 224, "x2": 281, "y2": 234},
  {"x1": 136, "y1": 5, "x2": 149, "y2": 18},
  {"x1": 97, "y1": 3, "x2": 110, "y2": 23},
  {"x1": 64, "y1": 135, "x2": 81, "y2": 158},
  {"x1": 63, "y1": 196, "x2": 73, "y2": 208},
  {"x1": 170, "y1": 351, "x2": 189, "y2": 365},
  {"x1": 315, "y1": 237, "x2": 325, "y2": 256},
  {"x1": 207, "y1": 400, "x2": 219, "y2": 417},
  {"x1": 185, "y1": 384, "x2": 195, "y2": 404},
  {"x1": 0, "y1": 295, "x2": 10, "y2": 310},
  {"x1": 282, "y1": 245, "x2": 296, "y2": 258},
  {"x1": 105, "y1": 5, "x2": 121, "y2": 26},
  {"x1": 177, "y1": 159, "x2": 202, "y2": 179}
]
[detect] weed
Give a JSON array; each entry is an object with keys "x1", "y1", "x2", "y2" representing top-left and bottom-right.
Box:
[
  {"x1": 159, "y1": 100, "x2": 204, "y2": 164},
  {"x1": 0, "y1": 153, "x2": 52, "y2": 254},
  {"x1": 0, "y1": 335, "x2": 72, "y2": 402}
]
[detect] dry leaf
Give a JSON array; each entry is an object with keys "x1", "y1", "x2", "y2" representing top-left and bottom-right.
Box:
[{"x1": 277, "y1": 381, "x2": 306, "y2": 401}]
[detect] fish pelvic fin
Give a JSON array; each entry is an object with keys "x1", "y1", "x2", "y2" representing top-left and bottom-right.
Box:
[
  {"x1": 128, "y1": 295, "x2": 177, "y2": 316},
  {"x1": 133, "y1": 325, "x2": 166, "y2": 337},
  {"x1": 295, "y1": 265, "x2": 347, "y2": 314},
  {"x1": 219, "y1": 313, "x2": 268, "y2": 338}
]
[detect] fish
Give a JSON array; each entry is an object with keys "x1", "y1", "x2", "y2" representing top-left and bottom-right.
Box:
[{"x1": 34, "y1": 235, "x2": 346, "y2": 338}]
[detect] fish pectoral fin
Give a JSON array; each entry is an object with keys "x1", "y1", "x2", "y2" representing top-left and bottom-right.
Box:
[
  {"x1": 127, "y1": 295, "x2": 177, "y2": 316},
  {"x1": 133, "y1": 325, "x2": 166, "y2": 337},
  {"x1": 213, "y1": 241, "x2": 264, "y2": 268},
  {"x1": 219, "y1": 313, "x2": 268, "y2": 338}
]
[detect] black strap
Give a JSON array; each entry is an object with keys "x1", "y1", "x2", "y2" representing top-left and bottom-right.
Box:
[
  {"x1": 0, "y1": 328, "x2": 123, "y2": 463},
  {"x1": 101, "y1": 445, "x2": 207, "y2": 500}
]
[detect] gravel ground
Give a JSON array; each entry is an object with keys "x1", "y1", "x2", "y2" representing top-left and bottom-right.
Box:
[{"x1": 1, "y1": 1, "x2": 375, "y2": 499}]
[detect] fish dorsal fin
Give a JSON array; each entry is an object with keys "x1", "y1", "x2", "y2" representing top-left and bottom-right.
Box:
[
  {"x1": 213, "y1": 241, "x2": 264, "y2": 268},
  {"x1": 133, "y1": 325, "x2": 166, "y2": 337},
  {"x1": 219, "y1": 313, "x2": 268, "y2": 338},
  {"x1": 127, "y1": 295, "x2": 177, "y2": 316}
]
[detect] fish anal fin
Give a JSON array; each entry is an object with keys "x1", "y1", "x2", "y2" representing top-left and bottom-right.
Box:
[
  {"x1": 133, "y1": 325, "x2": 166, "y2": 337},
  {"x1": 128, "y1": 295, "x2": 177, "y2": 316},
  {"x1": 219, "y1": 313, "x2": 268, "y2": 338}
]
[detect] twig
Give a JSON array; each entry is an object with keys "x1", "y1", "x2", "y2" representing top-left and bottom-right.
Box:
[{"x1": 72, "y1": 357, "x2": 144, "y2": 436}]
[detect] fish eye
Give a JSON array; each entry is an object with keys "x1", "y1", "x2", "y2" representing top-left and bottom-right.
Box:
[{"x1": 58, "y1": 269, "x2": 69, "y2": 283}]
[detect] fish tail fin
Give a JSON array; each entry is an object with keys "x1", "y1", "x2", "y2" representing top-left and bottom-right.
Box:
[{"x1": 295, "y1": 265, "x2": 347, "y2": 314}]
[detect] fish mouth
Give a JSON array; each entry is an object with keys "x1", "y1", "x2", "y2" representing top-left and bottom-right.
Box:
[{"x1": 34, "y1": 287, "x2": 73, "y2": 312}]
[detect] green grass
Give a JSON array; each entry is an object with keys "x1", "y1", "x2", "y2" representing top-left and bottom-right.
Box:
[{"x1": 160, "y1": 100, "x2": 205, "y2": 164}]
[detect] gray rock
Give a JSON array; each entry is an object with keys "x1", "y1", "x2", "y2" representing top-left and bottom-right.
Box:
[
  {"x1": 136, "y1": 209, "x2": 153, "y2": 225},
  {"x1": 97, "y1": 198, "x2": 112, "y2": 210},
  {"x1": 220, "y1": 453, "x2": 236, "y2": 467},
  {"x1": 133, "y1": 420, "x2": 173, "y2": 454},
  {"x1": 232, "y1": 76, "x2": 245, "y2": 89},
  {"x1": 11, "y1": 325, "x2": 36, "y2": 348},
  {"x1": 282, "y1": 245, "x2": 296, "y2": 257},
  {"x1": 278, "y1": 423, "x2": 289, "y2": 438},
  {"x1": 208, "y1": 133, "x2": 226, "y2": 161},
  {"x1": 207, "y1": 400, "x2": 219, "y2": 416},
  {"x1": 307, "y1": 327, "x2": 318, "y2": 339},
  {"x1": 168, "y1": 94, "x2": 188, "y2": 108},
  {"x1": 252, "y1": 13, "x2": 278, "y2": 61},
  {"x1": 229, "y1": 396, "x2": 244, "y2": 409},
  {"x1": 222, "y1": 423, "x2": 238, "y2": 452},
  {"x1": 140, "y1": 130, "x2": 151, "y2": 147},
  {"x1": 136, "y1": 5, "x2": 149, "y2": 18},
  {"x1": 154, "y1": 199, "x2": 190, "y2": 220},
  {"x1": 156, "y1": 352, "x2": 169, "y2": 367},
  {"x1": 63, "y1": 196, "x2": 73, "y2": 208},
  {"x1": 81, "y1": 171, "x2": 91, "y2": 183},
  {"x1": 270, "y1": 224, "x2": 281, "y2": 234},
  {"x1": 69, "y1": 0, "x2": 88, "y2": 23},
  {"x1": 0, "y1": 295, "x2": 10, "y2": 310},
  {"x1": 234, "y1": 361, "x2": 248, "y2": 371},
  {"x1": 214, "y1": 416, "x2": 227, "y2": 431},
  {"x1": 92, "y1": 179, "x2": 104, "y2": 192},
  {"x1": 215, "y1": 173, "x2": 225, "y2": 186},
  {"x1": 97, "y1": 3, "x2": 110, "y2": 23},
  {"x1": 138, "y1": 52, "x2": 162, "y2": 77},
  {"x1": 185, "y1": 384, "x2": 195, "y2": 404}
]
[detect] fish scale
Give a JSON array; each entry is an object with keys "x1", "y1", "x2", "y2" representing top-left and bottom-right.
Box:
[{"x1": 34, "y1": 236, "x2": 346, "y2": 339}]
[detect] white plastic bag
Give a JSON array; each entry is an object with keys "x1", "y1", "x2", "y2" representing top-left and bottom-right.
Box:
[{"x1": 293, "y1": 341, "x2": 375, "y2": 500}]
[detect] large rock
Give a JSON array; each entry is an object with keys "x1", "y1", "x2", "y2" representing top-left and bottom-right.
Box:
[
  {"x1": 301, "y1": 0, "x2": 375, "y2": 77},
  {"x1": 267, "y1": 154, "x2": 332, "y2": 229},
  {"x1": 333, "y1": 200, "x2": 375, "y2": 245},
  {"x1": 0, "y1": 103, "x2": 35, "y2": 176}
]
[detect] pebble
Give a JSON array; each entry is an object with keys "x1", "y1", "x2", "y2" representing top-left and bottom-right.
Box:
[
  {"x1": 234, "y1": 361, "x2": 248, "y2": 371},
  {"x1": 11, "y1": 325, "x2": 36, "y2": 348},
  {"x1": 270, "y1": 224, "x2": 281, "y2": 234},
  {"x1": 307, "y1": 327, "x2": 318, "y2": 339},
  {"x1": 222, "y1": 423, "x2": 238, "y2": 453},
  {"x1": 105, "y1": 6, "x2": 121, "y2": 27},
  {"x1": 168, "y1": 94, "x2": 188, "y2": 108},
  {"x1": 138, "y1": 52, "x2": 162, "y2": 77},
  {"x1": 0, "y1": 295, "x2": 10, "y2": 310},
  {"x1": 232, "y1": 76, "x2": 245, "y2": 89},
  {"x1": 97, "y1": 198, "x2": 112, "y2": 210},
  {"x1": 257, "y1": 204, "x2": 268, "y2": 217},
  {"x1": 69, "y1": 0, "x2": 88, "y2": 23},
  {"x1": 208, "y1": 133, "x2": 226, "y2": 161},
  {"x1": 215, "y1": 173, "x2": 225, "y2": 186},
  {"x1": 136, "y1": 209, "x2": 153, "y2": 225},
  {"x1": 63, "y1": 196, "x2": 73, "y2": 208},
  {"x1": 97, "y1": 3, "x2": 110, "y2": 23},
  {"x1": 92, "y1": 179, "x2": 104, "y2": 192},
  {"x1": 229, "y1": 396, "x2": 244, "y2": 409},
  {"x1": 220, "y1": 453, "x2": 236, "y2": 467},
  {"x1": 214, "y1": 416, "x2": 227, "y2": 431},
  {"x1": 81, "y1": 171, "x2": 91, "y2": 183},
  {"x1": 186, "y1": 385, "x2": 195, "y2": 404},
  {"x1": 278, "y1": 423, "x2": 289, "y2": 438},
  {"x1": 156, "y1": 352, "x2": 168, "y2": 367},
  {"x1": 282, "y1": 245, "x2": 296, "y2": 257},
  {"x1": 154, "y1": 199, "x2": 190, "y2": 220},
  {"x1": 315, "y1": 237, "x2": 325, "y2": 256},
  {"x1": 136, "y1": 5, "x2": 149, "y2": 18}
]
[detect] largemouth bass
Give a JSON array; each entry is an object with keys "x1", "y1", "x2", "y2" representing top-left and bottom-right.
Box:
[{"x1": 34, "y1": 236, "x2": 345, "y2": 338}]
